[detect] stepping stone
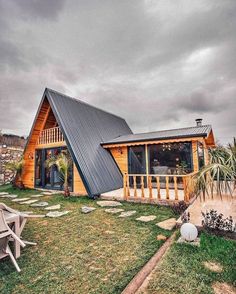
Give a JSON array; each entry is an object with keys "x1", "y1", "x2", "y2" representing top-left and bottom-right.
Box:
[
  {"x1": 136, "y1": 215, "x2": 157, "y2": 222},
  {"x1": 31, "y1": 194, "x2": 45, "y2": 198},
  {"x1": 203, "y1": 261, "x2": 223, "y2": 273},
  {"x1": 104, "y1": 208, "x2": 124, "y2": 214},
  {"x1": 105, "y1": 230, "x2": 115, "y2": 234},
  {"x1": 176, "y1": 236, "x2": 200, "y2": 247},
  {"x1": 7, "y1": 194, "x2": 18, "y2": 199},
  {"x1": 41, "y1": 192, "x2": 53, "y2": 196},
  {"x1": 45, "y1": 204, "x2": 61, "y2": 211},
  {"x1": 21, "y1": 211, "x2": 34, "y2": 215},
  {"x1": 157, "y1": 234, "x2": 167, "y2": 241},
  {"x1": 156, "y1": 218, "x2": 176, "y2": 230},
  {"x1": 31, "y1": 201, "x2": 49, "y2": 207},
  {"x1": 96, "y1": 201, "x2": 122, "y2": 207},
  {"x1": 12, "y1": 198, "x2": 30, "y2": 202},
  {"x1": 81, "y1": 206, "x2": 96, "y2": 213},
  {"x1": 119, "y1": 211, "x2": 136, "y2": 218},
  {"x1": 27, "y1": 214, "x2": 46, "y2": 218},
  {"x1": 46, "y1": 211, "x2": 69, "y2": 218},
  {"x1": 212, "y1": 282, "x2": 236, "y2": 294},
  {"x1": 20, "y1": 199, "x2": 39, "y2": 205},
  {"x1": 0, "y1": 192, "x2": 9, "y2": 196}
]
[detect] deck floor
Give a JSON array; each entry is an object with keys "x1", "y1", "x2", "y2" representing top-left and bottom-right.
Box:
[{"x1": 101, "y1": 188, "x2": 185, "y2": 202}]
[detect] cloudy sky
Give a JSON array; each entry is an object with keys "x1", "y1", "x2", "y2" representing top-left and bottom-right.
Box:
[{"x1": 0, "y1": 0, "x2": 235, "y2": 144}]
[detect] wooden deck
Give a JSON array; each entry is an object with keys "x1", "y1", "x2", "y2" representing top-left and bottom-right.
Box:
[{"x1": 101, "y1": 187, "x2": 185, "y2": 203}]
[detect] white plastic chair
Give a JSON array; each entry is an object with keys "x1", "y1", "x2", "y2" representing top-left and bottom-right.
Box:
[{"x1": 0, "y1": 209, "x2": 26, "y2": 272}]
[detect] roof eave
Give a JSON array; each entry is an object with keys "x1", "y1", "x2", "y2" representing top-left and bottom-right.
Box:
[{"x1": 101, "y1": 133, "x2": 208, "y2": 146}]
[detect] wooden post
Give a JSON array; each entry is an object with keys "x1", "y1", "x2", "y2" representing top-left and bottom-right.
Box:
[
  {"x1": 183, "y1": 177, "x2": 189, "y2": 202},
  {"x1": 166, "y1": 176, "x2": 169, "y2": 200},
  {"x1": 156, "y1": 176, "x2": 161, "y2": 200},
  {"x1": 141, "y1": 176, "x2": 145, "y2": 198},
  {"x1": 174, "y1": 176, "x2": 178, "y2": 201},
  {"x1": 148, "y1": 176, "x2": 153, "y2": 199},
  {"x1": 123, "y1": 173, "x2": 127, "y2": 200},
  {"x1": 133, "y1": 176, "x2": 137, "y2": 198},
  {"x1": 127, "y1": 175, "x2": 130, "y2": 198}
]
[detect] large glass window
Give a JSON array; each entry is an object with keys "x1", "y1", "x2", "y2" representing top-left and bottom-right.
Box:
[
  {"x1": 149, "y1": 142, "x2": 193, "y2": 175},
  {"x1": 35, "y1": 147, "x2": 73, "y2": 191},
  {"x1": 128, "y1": 145, "x2": 146, "y2": 174}
]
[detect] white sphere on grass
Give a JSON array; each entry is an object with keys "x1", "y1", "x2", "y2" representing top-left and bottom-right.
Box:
[{"x1": 180, "y1": 223, "x2": 198, "y2": 241}]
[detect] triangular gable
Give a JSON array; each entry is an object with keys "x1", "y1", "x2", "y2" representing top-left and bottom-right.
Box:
[{"x1": 23, "y1": 88, "x2": 132, "y2": 196}]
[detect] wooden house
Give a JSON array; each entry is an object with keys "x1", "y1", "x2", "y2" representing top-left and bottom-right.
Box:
[{"x1": 22, "y1": 88, "x2": 215, "y2": 203}]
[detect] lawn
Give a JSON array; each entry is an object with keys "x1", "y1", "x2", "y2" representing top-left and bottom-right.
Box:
[
  {"x1": 144, "y1": 232, "x2": 236, "y2": 294},
  {"x1": 0, "y1": 185, "x2": 176, "y2": 294}
]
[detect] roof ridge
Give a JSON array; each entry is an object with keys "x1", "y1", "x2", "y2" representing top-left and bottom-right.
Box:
[
  {"x1": 45, "y1": 87, "x2": 129, "y2": 124},
  {"x1": 129, "y1": 124, "x2": 212, "y2": 137}
]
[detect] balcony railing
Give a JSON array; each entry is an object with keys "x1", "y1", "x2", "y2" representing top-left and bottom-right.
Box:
[
  {"x1": 37, "y1": 127, "x2": 64, "y2": 145},
  {"x1": 123, "y1": 172, "x2": 197, "y2": 203}
]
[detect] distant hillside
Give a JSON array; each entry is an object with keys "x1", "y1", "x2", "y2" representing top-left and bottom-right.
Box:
[{"x1": 0, "y1": 133, "x2": 26, "y2": 148}]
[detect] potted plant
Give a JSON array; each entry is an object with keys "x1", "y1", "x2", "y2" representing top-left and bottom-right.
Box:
[{"x1": 46, "y1": 150, "x2": 72, "y2": 197}]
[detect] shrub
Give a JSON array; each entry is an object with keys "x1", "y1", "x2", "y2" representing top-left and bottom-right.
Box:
[{"x1": 202, "y1": 210, "x2": 236, "y2": 233}]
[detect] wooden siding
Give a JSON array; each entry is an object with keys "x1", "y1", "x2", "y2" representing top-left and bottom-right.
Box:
[
  {"x1": 73, "y1": 165, "x2": 87, "y2": 195},
  {"x1": 192, "y1": 141, "x2": 199, "y2": 172},
  {"x1": 110, "y1": 146, "x2": 128, "y2": 174},
  {"x1": 22, "y1": 98, "x2": 51, "y2": 188}
]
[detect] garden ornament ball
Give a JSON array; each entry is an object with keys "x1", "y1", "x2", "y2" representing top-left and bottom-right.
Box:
[{"x1": 180, "y1": 223, "x2": 198, "y2": 241}]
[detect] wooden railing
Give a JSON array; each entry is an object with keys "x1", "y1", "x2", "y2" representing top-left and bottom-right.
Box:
[
  {"x1": 123, "y1": 172, "x2": 197, "y2": 203},
  {"x1": 37, "y1": 127, "x2": 64, "y2": 145}
]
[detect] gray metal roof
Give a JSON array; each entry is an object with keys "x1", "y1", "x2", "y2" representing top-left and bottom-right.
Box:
[
  {"x1": 44, "y1": 88, "x2": 132, "y2": 196},
  {"x1": 102, "y1": 125, "x2": 212, "y2": 145}
]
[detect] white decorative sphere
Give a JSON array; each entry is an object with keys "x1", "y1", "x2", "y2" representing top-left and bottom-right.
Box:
[{"x1": 180, "y1": 223, "x2": 198, "y2": 241}]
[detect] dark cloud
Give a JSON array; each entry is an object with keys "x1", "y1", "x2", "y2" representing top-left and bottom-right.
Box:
[{"x1": 0, "y1": 0, "x2": 235, "y2": 144}]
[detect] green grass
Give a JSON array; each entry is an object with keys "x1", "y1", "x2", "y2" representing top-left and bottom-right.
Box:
[
  {"x1": 0, "y1": 185, "x2": 176, "y2": 294},
  {"x1": 145, "y1": 232, "x2": 236, "y2": 294}
]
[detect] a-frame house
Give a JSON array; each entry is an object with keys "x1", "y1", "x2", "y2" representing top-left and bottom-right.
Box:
[{"x1": 22, "y1": 88, "x2": 215, "y2": 201}]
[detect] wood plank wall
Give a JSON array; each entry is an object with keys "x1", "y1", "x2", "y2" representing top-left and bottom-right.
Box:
[
  {"x1": 73, "y1": 165, "x2": 87, "y2": 195},
  {"x1": 21, "y1": 99, "x2": 51, "y2": 188},
  {"x1": 110, "y1": 146, "x2": 128, "y2": 174}
]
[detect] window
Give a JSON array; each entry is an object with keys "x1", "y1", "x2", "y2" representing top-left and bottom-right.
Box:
[
  {"x1": 128, "y1": 145, "x2": 146, "y2": 174},
  {"x1": 149, "y1": 142, "x2": 193, "y2": 175}
]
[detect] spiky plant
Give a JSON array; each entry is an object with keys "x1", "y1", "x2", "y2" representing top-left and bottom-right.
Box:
[
  {"x1": 6, "y1": 159, "x2": 24, "y2": 188},
  {"x1": 45, "y1": 150, "x2": 72, "y2": 197},
  {"x1": 194, "y1": 143, "x2": 236, "y2": 198}
]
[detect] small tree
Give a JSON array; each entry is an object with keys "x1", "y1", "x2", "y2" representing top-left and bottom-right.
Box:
[
  {"x1": 194, "y1": 140, "x2": 236, "y2": 198},
  {"x1": 46, "y1": 150, "x2": 72, "y2": 197},
  {"x1": 6, "y1": 159, "x2": 24, "y2": 189}
]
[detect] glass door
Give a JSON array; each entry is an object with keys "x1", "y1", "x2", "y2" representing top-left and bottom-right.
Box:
[
  {"x1": 128, "y1": 145, "x2": 146, "y2": 187},
  {"x1": 35, "y1": 147, "x2": 73, "y2": 191}
]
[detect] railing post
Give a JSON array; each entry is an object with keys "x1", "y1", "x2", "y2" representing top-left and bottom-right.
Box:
[
  {"x1": 166, "y1": 176, "x2": 169, "y2": 200},
  {"x1": 183, "y1": 176, "x2": 189, "y2": 202},
  {"x1": 148, "y1": 176, "x2": 153, "y2": 199},
  {"x1": 141, "y1": 176, "x2": 145, "y2": 198},
  {"x1": 123, "y1": 173, "x2": 127, "y2": 200},
  {"x1": 133, "y1": 176, "x2": 137, "y2": 199},
  {"x1": 156, "y1": 176, "x2": 161, "y2": 200},
  {"x1": 174, "y1": 176, "x2": 178, "y2": 201}
]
